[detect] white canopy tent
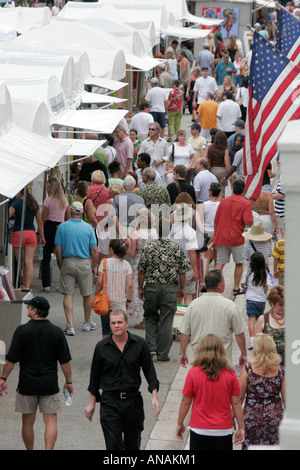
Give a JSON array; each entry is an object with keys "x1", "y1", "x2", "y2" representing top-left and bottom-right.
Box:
[
  {"x1": 10, "y1": 99, "x2": 106, "y2": 156},
  {"x1": 0, "y1": 50, "x2": 127, "y2": 108},
  {"x1": 0, "y1": 82, "x2": 70, "y2": 200},
  {"x1": 12, "y1": 16, "x2": 163, "y2": 77},
  {"x1": 12, "y1": 24, "x2": 127, "y2": 81},
  {"x1": 0, "y1": 7, "x2": 52, "y2": 36},
  {"x1": 0, "y1": 41, "x2": 128, "y2": 94},
  {"x1": 3, "y1": 75, "x2": 128, "y2": 134},
  {"x1": 58, "y1": 3, "x2": 158, "y2": 51}
]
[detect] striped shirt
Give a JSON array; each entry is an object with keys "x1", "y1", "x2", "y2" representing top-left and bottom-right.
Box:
[
  {"x1": 274, "y1": 179, "x2": 285, "y2": 218},
  {"x1": 99, "y1": 258, "x2": 132, "y2": 309},
  {"x1": 243, "y1": 240, "x2": 272, "y2": 269}
]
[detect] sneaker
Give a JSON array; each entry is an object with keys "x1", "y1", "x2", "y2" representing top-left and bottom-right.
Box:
[
  {"x1": 82, "y1": 321, "x2": 97, "y2": 332},
  {"x1": 43, "y1": 287, "x2": 51, "y2": 293},
  {"x1": 64, "y1": 326, "x2": 75, "y2": 336}
]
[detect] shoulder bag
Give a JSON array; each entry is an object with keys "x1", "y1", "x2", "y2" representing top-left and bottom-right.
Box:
[{"x1": 92, "y1": 259, "x2": 111, "y2": 315}]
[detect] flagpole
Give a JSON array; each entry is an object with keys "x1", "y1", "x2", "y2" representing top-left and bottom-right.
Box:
[{"x1": 252, "y1": 1, "x2": 275, "y2": 13}]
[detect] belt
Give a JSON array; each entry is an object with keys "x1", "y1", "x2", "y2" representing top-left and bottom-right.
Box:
[{"x1": 103, "y1": 390, "x2": 140, "y2": 400}]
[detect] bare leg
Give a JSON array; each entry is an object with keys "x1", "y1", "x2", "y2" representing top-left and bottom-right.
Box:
[
  {"x1": 234, "y1": 263, "x2": 243, "y2": 291},
  {"x1": 23, "y1": 246, "x2": 36, "y2": 289},
  {"x1": 22, "y1": 413, "x2": 36, "y2": 450},
  {"x1": 43, "y1": 414, "x2": 58, "y2": 450},
  {"x1": 63, "y1": 294, "x2": 74, "y2": 327},
  {"x1": 83, "y1": 295, "x2": 93, "y2": 323}
]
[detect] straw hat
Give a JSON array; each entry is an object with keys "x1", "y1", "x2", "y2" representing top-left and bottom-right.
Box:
[{"x1": 242, "y1": 221, "x2": 272, "y2": 241}]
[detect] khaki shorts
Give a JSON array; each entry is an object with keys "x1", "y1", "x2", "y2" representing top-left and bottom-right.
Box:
[
  {"x1": 60, "y1": 257, "x2": 93, "y2": 296},
  {"x1": 185, "y1": 268, "x2": 196, "y2": 295},
  {"x1": 216, "y1": 244, "x2": 244, "y2": 265},
  {"x1": 15, "y1": 392, "x2": 61, "y2": 414}
]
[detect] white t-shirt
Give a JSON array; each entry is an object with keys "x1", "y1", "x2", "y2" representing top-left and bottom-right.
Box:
[
  {"x1": 193, "y1": 76, "x2": 218, "y2": 104},
  {"x1": 145, "y1": 87, "x2": 168, "y2": 112},
  {"x1": 203, "y1": 200, "x2": 220, "y2": 232},
  {"x1": 241, "y1": 271, "x2": 267, "y2": 302},
  {"x1": 130, "y1": 112, "x2": 154, "y2": 135},
  {"x1": 169, "y1": 222, "x2": 199, "y2": 263},
  {"x1": 217, "y1": 100, "x2": 242, "y2": 132},
  {"x1": 169, "y1": 143, "x2": 194, "y2": 167}
]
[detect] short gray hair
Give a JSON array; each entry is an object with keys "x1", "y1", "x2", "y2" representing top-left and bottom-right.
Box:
[
  {"x1": 123, "y1": 175, "x2": 136, "y2": 190},
  {"x1": 142, "y1": 167, "x2": 156, "y2": 180}
]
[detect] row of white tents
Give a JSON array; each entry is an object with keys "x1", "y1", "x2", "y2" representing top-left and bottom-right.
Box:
[{"x1": 0, "y1": 0, "x2": 226, "y2": 202}]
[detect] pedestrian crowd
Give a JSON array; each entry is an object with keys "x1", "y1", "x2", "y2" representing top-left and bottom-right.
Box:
[{"x1": 1, "y1": 8, "x2": 287, "y2": 452}]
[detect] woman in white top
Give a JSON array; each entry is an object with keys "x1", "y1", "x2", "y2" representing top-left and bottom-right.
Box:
[
  {"x1": 97, "y1": 239, "x2": 133, "y2": 338},
  {"x1": 128, "y1": 209, "x2": 158, "y2": 328},
  {"x1": 166, "y1": 50, "x2": 178, "y2": 80},
  {"x1": 169, "y1": 130, "x2": 194, "y2": 174},
  {"x1": 199, "y1": 182, "x2": 222, "y2": 279}
]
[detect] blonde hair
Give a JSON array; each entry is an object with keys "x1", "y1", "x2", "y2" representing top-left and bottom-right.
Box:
[
  {"x1": 109, "y1": 183, "x2": 124, "y2": 196},
  {"x1": 192, "y1": 334, "x2": 234, "y2": 380},
  {"x1": 167, "y1": 50, "x2": 175, "y2": 59},
  {"x1": 251, "y1": 334, "x2": 282, "y2": 373},
  {"x1": 47, "y1": 177, "x2": 66, "y2": 210},
  {"x1": 92, "y1": 170, "x2": 106, "y2": 185},
  {"x1": 223, "y1": 75, "x2": 233, "y2": 86}
]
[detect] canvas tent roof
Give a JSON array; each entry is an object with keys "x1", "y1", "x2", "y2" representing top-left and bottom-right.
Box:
[
  {"x1": 0, "y1": 6, "x2": 52, "y2": 35},
  {"x1": 10, "y1": 99, "x2": 106, "y2": 156},
  {"x1": 12, "y1": 24, "x2": 127, "y2": 80},
  {"x1": 0, "y1": 41, "x2": 128, "y2": 93},
  {"x1": 0, "y1": 50, "x2": 127, "y2": 107},
  {"x1": 4, "y1": 75, "x2": 128, "y2": 133},
  {"x1": 0, "y1": 82, "x2": 69, "y2": 199}
]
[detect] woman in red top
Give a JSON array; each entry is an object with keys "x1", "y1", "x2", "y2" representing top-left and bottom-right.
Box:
[
  {"x1": 166, "y1": 79, "x2": 183, "y2": 142},
  {"x1": 177, "y1": 334, "x2": 245, "y2": 450},
  {"x1": 87, "y1": 170, "x2": 110, "y2": 222}
]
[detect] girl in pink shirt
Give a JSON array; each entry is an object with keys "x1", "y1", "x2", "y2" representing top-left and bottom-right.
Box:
[{"x1": 177, "y1": 334, "x2": 245, "y2": 450}]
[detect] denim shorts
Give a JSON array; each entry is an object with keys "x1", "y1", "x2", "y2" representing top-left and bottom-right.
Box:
[{"x1": 246, "y1": 300, "x2": 266, "y2": 318}]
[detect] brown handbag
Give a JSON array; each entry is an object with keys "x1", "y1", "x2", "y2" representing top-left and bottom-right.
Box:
[{"x1": 92, "y1": 259, "x2": 110, "y2": 315}]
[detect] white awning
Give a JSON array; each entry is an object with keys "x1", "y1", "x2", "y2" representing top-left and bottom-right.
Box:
[
  {"x1": 0, "y1": 83, "x2": 69, "y2": 199},
  {"x1": 84, "y1": 76, "x2": 128, "y2": 92},
  {"x1": 80, "y1": 90, "x2": 127, "y2": 106},
  {"x1": 10, "y1": 98, "x2": 115, "y2": 155},
  {"x1": 51, "y1": 108, "x2": 128, "y2": 134}
]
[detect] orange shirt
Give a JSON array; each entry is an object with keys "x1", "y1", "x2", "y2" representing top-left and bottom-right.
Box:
[{"x1": 197, "y1": 100, "x2": 219, "y2": 129}]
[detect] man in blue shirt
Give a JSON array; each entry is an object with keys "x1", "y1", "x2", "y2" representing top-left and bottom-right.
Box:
[
  {"x1": 213, "y1": 54, "x2": 237, "y2": 88},
  {"x1": 55, "y1": 201, "x2": 98, "y2": 336}
]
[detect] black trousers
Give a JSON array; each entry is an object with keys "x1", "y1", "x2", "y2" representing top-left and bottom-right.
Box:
[
  {"x1": 190, "y1": 430, "x2": 233, "y2": 451},
  {"x1": 100, "y1": 393, "x2": 145, "y2": 450},
  {"x1": 41, "y1": 220, "x2": 61, "y2": 288}
]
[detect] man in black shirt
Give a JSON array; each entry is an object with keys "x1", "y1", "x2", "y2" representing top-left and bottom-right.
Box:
[
  {"x1": 85, "y1": 310, "x2": 160, "y2": 450},
  {"x1": 78, "y1": 155, "x2": 108, "y2": 184},
  {"x1": 167, "y1": 164, "x2": 196, "y2": 206},
  {"x1": 0, "y1": 296, "x2": 72, "y2": 450}
]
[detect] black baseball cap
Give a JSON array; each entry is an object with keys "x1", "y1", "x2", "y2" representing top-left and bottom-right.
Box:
[{"x1": 24, "y1": 296, "x2": 50, "y2": 312}]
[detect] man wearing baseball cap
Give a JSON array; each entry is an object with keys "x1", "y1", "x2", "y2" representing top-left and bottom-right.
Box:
[
  {"x1": 0, "y1": 296, "x2": 72, "y2": 450},
  {"x1": 54, "y1": 201, "x2": 98, "y2": 336}
]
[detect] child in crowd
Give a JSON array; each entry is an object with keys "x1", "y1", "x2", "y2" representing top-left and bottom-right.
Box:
[
  {"x1": 176, "y1": 334, "x2": 245, "y2": 450},
  {"x1": 96, "y1": 239, "x2": 133, "y2": 337},
  {"x1": 241, "y1": 252, "x2": 269, "y2": 350}
]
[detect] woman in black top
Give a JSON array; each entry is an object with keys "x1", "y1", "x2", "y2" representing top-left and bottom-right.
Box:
[{"x1": 9, "y1": 188, "x2": 45, "y2": 289}]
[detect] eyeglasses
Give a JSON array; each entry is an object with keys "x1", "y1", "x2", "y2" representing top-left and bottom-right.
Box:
[{"x1": 149, "y1": 128, "x2": 156, "y2": 131}]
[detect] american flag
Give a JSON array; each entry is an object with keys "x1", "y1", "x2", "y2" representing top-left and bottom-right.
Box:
[
  {"x1": 243, "y1": 32, "x2": 300, "y2": 200},
  {"x1": 276, "y1": 8, "x2": 300, "y2": 65}
]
